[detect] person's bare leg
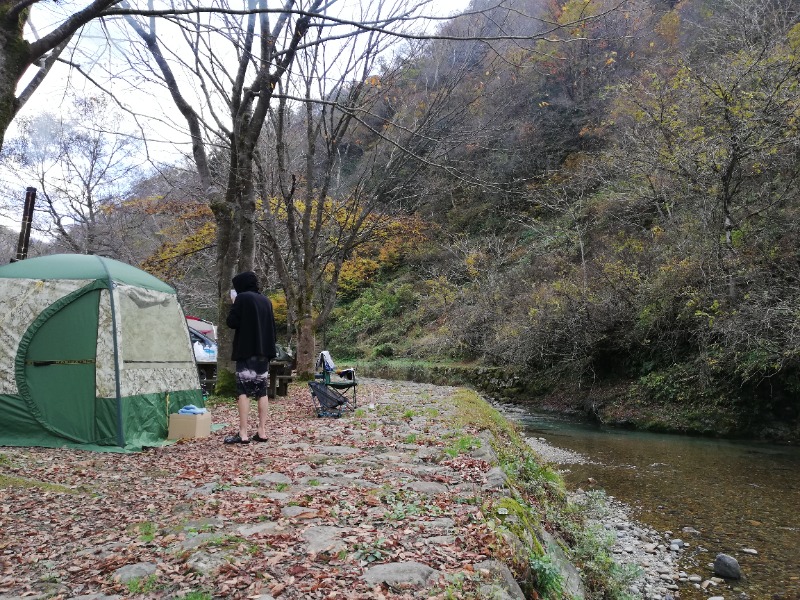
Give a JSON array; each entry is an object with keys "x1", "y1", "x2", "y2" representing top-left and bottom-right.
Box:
[
  {"x1": 257, "y1": 395, "x2": 269, "y2": 438},
  {"x1": 237, "y1": 394, "x2": 250, "y2": 440}
]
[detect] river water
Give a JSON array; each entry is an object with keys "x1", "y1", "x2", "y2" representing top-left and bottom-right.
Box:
[{"x1": 504, "y1": 409, "x2": 800, "y2": 599}]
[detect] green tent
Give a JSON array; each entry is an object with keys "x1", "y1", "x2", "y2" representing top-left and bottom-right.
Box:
[{"x1": 0, "y1": 254, "x2": 204, "y2": 451}]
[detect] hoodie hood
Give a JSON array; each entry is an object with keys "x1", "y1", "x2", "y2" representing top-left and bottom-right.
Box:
[{"x1": 232, "y1": 271, "x2": 259, "y2": 294}]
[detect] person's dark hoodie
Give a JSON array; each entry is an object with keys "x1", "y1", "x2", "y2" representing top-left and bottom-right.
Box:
[{"x1": 226, "y1": 271, "x2": 277, "y2": 360}]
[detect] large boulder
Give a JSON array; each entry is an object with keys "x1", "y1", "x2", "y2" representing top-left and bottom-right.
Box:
[{"x1": 713, "y1": 553, "x2": 742, "y2": 579}]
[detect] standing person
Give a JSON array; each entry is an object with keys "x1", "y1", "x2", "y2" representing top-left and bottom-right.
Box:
[{"x1": 224, "y1": 271, "x2": 277, "y2": 444}]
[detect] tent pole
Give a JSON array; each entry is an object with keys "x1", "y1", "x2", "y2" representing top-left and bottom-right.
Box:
[{"x1": 98, "y1": 257, "x2": 126, "y2": 447}]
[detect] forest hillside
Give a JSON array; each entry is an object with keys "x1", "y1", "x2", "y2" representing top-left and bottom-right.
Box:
[{"x1": 324, "y1": 0, "x2": 800, "y2": 440}]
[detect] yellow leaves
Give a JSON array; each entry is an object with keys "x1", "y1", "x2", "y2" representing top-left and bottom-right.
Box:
[
  {"x1": 423, "y1": 277, "x2": 457, "y2": 308},
  {"x1": 142, "y1": 221, "x2": 216, "y2": 280},
  {"x1": 335, "y1": 215, "x2": 430, "y2": 297},
  {"x1": 268, "y1": 291, "x2": 288, "y2": 328},
  {"x1": 611, "y1": 233, "x2": 645, "y2": 256},
  {"x1": 655, "y1": 11, "x2": 680, "y2": 48},
  {"x1": 601, "y1": 260, "x2": 641, "y2": 285},
  {"x1": 788, "y1": 23, "x2": 800, "y2": 51},
  {"x1": 335, "y1": 256, "x2": 381, "y2": 298},
  {"x1": 465, "y1": 252, "x2": 482, "y2": 279},
  {"x1": 538, "y1": 101, "x2": 550, "y2": 108},
  {"x1": 366, "y1": 75, "x2": 381, "y2": 88}
]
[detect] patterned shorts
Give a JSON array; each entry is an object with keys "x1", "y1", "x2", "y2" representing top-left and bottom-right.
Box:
[{"x1": 235, "y1": 356, "x2": 270, "y2": 398}]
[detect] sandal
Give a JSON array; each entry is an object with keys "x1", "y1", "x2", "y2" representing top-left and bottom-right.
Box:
[
  {"x1": 252, "y1": 434, "x2": 268, "y2": 442},
  {"x1": 224, "y1": 434, "x2": 250, "y2": 444}
]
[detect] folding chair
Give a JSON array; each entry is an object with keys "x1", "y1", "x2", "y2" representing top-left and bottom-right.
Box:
[
  {"x1": 314, "y1": 351, "x2": 357, "y2": 410},
  {"x1": 308, "y1": 381, "x2": 349, "y2": 418}
]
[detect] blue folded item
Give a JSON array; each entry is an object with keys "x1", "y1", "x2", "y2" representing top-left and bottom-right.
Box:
[{"x1": 178, "y1": 405, "x2": 207, "y2": 415}]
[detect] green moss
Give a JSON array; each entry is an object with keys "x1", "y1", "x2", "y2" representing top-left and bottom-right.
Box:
[{"x1": 493, "y1": 496, "x2": 545, "y2": 556}]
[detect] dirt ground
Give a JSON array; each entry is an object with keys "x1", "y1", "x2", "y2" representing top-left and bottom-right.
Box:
[{"x1": 0, "y1": 379, "x2": 513, "y2": 599}]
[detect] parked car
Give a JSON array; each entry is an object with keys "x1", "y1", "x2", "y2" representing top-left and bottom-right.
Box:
[{"x1": 189, "y1": 326, "x2": 217, "y2": 394}]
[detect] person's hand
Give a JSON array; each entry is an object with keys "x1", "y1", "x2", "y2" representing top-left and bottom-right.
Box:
[{"x1": 230, "y1": 289, "x2": 237, "y2": 302}]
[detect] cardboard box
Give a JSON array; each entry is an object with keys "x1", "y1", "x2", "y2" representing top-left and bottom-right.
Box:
[{"x1": 168, "y1": 412, "x2": 212, "y2": 439}]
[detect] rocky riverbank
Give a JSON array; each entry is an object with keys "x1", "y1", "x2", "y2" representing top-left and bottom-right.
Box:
[
  {"x1": 526, "y1": 436, "x2": 681, "y2": 599},
  {"x1": 522, "y1": 434, "x2": 759, "y2": 600},
  {"x1": 1, "y1": 378, "x2": 675, "y2": 599}
]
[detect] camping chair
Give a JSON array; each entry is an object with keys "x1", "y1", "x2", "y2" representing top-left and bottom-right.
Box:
[
  {"x1": 311, "y1": 351, "x2": 357, "y2": 414},
  {"x1": 308, "y1": 381, "x2": 350, "y2": 418}
]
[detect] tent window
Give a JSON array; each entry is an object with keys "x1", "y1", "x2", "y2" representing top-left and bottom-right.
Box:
[{"x1": 117, "y1": 286, "x2": 192, "y2": 369}]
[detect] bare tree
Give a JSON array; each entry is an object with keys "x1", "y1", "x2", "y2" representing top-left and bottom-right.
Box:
[
  {"x1": 252, "y1": 7, "x2": 512, "y2": 374},
  {"x1": 117, "y1": 0, "x2": 488, "y2": 376},
  {"x1": 1, "y1": 94, "x2": 143, "y2": 255}
]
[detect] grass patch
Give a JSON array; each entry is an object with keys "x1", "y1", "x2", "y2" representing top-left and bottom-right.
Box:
[
  {"x1": 183, "y1": 591, "x2": 213, "y2": 600},
  {"x1": 0, "y1": 474, "x2": 79, "y2": 494},
  {"x1": 444, "y1": 434, "x2": 481, "y2": 458},
  {"x1": 126, "y1": 574, "x2": 159, "y2": 595},
  {"x1": 137, "y1": 521, "x2": 157, "y2": 542}
]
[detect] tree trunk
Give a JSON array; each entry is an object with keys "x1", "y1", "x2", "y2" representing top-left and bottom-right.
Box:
[
  {"x1": 0, "y1": 8, "x2": 31, "y2": 151},
  {"x1": 295, "y1": 311, "x2": 316, "y2": 379}
]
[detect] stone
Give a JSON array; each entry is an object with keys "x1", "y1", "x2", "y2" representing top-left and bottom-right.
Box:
[
  {"x1": 181, "y1": 517, "x2": 225, "y2": 531},
  {"x1": 539, "y1": 529, "x2": 587, "y2": 598},
  {"x1": 482, "y1": 466, "x2": 508, "y2": 490},
  {"x1": 176, "y1": 532, "x2": 218, "y2": 551},
  {"x1": 185, "y1": 551, "x2": 227, "y2": 575},
  {"x1": 298, "y1": 476, "x2": 340, "y2": 487},
  {"x1": 405, "y1": 480, "x2": 449, "y2": 495},
  {"x1": 263, "y1": 492, "x2": 291, "y2": 503},
  {"x1": 425, "y1": 535, "x2": 456, "y2": 545},
  {"x1": 228, "y1": 485, "x2": 259, "y2": 494},
  {"x1": 470, "y1": 444, "x2": 498, "y2": 463},
  {"x1": 474, "y1": 560, "x2": 525, "y2": 600},
  {"x1": 112, "y1": 562, "x2": 157, "y2": 583},
  {"x1": 253, "y1": 472, "x2": 292, "y2": 485},
  {"x1": 422, "y1": 517, "x2": 456, "y2": 530},
  {"x1": 478, "y1": 585, "x2": 517, "y2": 600},
  {"x1": 302, "y1": 526, "x2": 348, "y2": 555},
  {"x1": 682, "y1": 526, "x2": 701, "y2": 535},
  {"x1": 742, "y1": 548, "x2": 758, "y2": 555},
  {"x1": 714, "y1": 553, "x2": 742, "y2": 579},
  {"x1": 281, "y1": 505, "x2": 319, "y2": 519},
  {"x1": 316, "y1": 445, "x2": 361, "y2": 456},
  {"x1": 362, "y1": 561, "x2": 440, "y2": 588},
  {"x1": 185, "y1": 482, "x2": 218, "y2": 498},
  {"x1": 238, "y1": 521, "x2": 287, "y2": 537}
]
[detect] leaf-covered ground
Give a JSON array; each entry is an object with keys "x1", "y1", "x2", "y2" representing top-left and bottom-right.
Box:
[{"x1": 0, "y1": 379, "x2": 516, "y2": 599}]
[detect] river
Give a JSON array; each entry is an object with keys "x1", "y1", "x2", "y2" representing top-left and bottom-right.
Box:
[{"x1": 503, "y1": 408, "x2": 800, "y2": 599}]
